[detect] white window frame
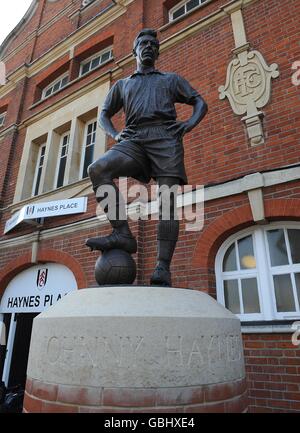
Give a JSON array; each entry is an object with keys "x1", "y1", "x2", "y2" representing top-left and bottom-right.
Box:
[
  {"x1": 81, "y1": 0, "x2": 96, "y2": 8},
  {"x1": 169, "y1": 0, "x2": 207, "y2": 21},
  {"x1": 216, "y1": 222, "x2": 300, "y2": 322},
  {"x1": 0, "y1": 112, "x2": 6, "y2": 127},
  {"x1": 54, "y1": 132, "x2": 70, "y2": 189},
  {"x1": 32, "y1": 143, "x2": 47, "y2": 197},
  {"x1": 79, "y1": 47, "x2": 113, "y2": 77},
  {"x1": 80, "y1": 119, "x2": 97, "y2": 179},
  {"x1": 42, "y1": 73, "x2": 69, "y2": 100}
]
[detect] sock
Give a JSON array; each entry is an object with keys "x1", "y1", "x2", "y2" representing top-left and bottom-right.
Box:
[{"x1": 157, "y1": 220, "x2": 179, "y2": 269}]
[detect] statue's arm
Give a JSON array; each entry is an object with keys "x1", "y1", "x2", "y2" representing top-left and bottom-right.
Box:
[
  {"x1": 167, "y1": 96, "x2": 208, "y2": 136},
  {"x1": 99, "y1": 110, "x2": 119, "y2": 141},
  {"x1": 184, "y1": 96, "x2": 208, "y2": 133},
  {"x1": 98, "y1": 80, "x2": 128, "y2": 142},
  {"x1": 168, "y1": 74, "x2": 208, "y2": 136}
]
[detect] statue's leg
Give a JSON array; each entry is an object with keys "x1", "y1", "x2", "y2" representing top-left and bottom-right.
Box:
[
  {"x1": 150, "y1": 177, "x2": 180, "y2": 287},
  {"x1": 86, "y1": 150, "x2": 142, "y2": 253}
]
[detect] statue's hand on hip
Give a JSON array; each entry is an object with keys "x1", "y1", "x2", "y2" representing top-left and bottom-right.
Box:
[
  {"x1": 167, "y1": 121, "x2": 193, "y2": 138},
  {"x1": 114, "y1": 128, "x2": 136, "y2": 143}
]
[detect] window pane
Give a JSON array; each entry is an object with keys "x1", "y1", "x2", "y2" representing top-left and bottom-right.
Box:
[
  {"x1": 273, "y1": 274, "x2": 296, "y2": 312},
  {"x1": 288, "y1": 229, "x2": 300, "y2": 264},
  {"x1": 0, "y1": 113, "x2": 5, "y2": 126},
  {"x1": 53, "y1": 82, "x2": 60, "y2": 92},
  {"x1": 61, "y1": 76, "x2": 68, "y2": 87},
  {"x1": 238, "y1": 235, "x2": 256, "y2": 270},
  {"x1": 187, "y1": 0, "x2": 199, "y2": 12},
  {"x1": 223, "y1": 243, "x2": 237, "y2": 272},
  {"x1": 82, "y1": 145, "x2": 94, "y2": 179},
  {"x1": 295, "y1": 273, "x2": 300, "y2": 309},
  {"x1": 81, "y1": 62, "x2": 90, "y2": 75},
  {"x1": 34, "y1": 168, "x2": 42, "y2": 196},
  {"x1": 101, "y1": 51, "x2": 110, "y2": 63},
  {"x1": 86, "y1": 134, "x2": 92, "y2": 146},
  {"x1": 241, "y1": 278, "x2": 260, "y2": 313},
  {"x1": 267, "y1": 229, "x2": 289, "y2": 266},
  {"x1": 91, "y1": 57, "x2": 100, "y2": 70},
  {"x1": 63, "y1": 135, "x2": 69, "y2": 146},
  {"x1": 173, "y1": 5, "x2": 185, "y2": 19},
  {"x1": 224, "y1": 280, "x2": 240, "y2": 314},
  {"x1": 45, "y1": 88, "x2": 52, "y2": 98},
  {"x1": 61, "y1": 146, "x2": 67, "y2": 157},
  {"x1": 56, "y1": 157, "x2": 67, "y2": 188}
]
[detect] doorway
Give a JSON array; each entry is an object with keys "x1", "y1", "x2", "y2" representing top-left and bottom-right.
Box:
[{"x1": 2, "y1": 313, "x2": 38, "y2": 389}]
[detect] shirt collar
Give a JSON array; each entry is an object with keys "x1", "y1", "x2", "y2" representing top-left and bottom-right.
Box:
[{"x1": 129, "y1": 69, "x2": 164, "y2": 79}]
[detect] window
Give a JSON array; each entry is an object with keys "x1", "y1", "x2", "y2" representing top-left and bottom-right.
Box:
[
  {"x1": 15, "y1": 82, "x2": 109, "y2": 202},
  {"x1": 169, "y1": 0, "x2": 208, "y2": 21},
  {"x1": 55, "y1": 132, "x2": 70, "y2": 189},
  {"x1": 81, "y1": 120, "x2": 97, "y2": 179},
  {"x1": 42, "y1": 74, "x2": 69, "y2": 100},
  {"x1": 80, "y1": 47, "x2": 113, "y2": 76},
  {"x1": 81, "y1": 0, "x2": 96, "y2": 7},
  {"x1": 0, "y1": 112, "x2": 6, "y2": 127},
  {"x1": 32, "y1": 144, "x2": 46, "y2": 197},
  {"x1": 216, "y1": 224, "x2": 300, "y2": 322}
]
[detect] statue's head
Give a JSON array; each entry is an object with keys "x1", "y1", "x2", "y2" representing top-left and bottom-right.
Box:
[{"x1": 133, "y1": 29, "x2": 160, "y2": 67}]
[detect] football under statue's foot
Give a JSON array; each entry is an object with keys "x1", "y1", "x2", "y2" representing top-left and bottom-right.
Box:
[
  {"x1": 150, "y1": 264, "x2": 172, "y2": 287},
  {"x1": 86, "y1": 231, "x2": 137, "y2": 254}
]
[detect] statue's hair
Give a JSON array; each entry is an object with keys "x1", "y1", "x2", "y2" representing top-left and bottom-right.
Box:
[{"x1": 133, "y1": 29, "x2": 159, "y2": 56}]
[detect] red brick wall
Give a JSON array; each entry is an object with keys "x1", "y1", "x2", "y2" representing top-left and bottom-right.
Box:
[
  {"x1": 23, "y1": 376, "x2": 248, "y2": 413},
  {"x1": 243, "y1": 334, "x2": 300, "y2": 413},
  {"x1": 0, "y1": 0, "x2": 300, "y2": 413},
  {"x1": 2, "y1": 0, "x2": 299, "y2": 211}
]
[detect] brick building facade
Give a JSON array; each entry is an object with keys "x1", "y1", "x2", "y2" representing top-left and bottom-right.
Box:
[{"x1": 0, "y1": 0, "x2": 299, "y2": 413}]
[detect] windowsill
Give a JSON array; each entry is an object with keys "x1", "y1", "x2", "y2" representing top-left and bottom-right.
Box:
[
  {"x1": 9, "y1": 177, "x2": 93, "y2": 214},
  {"x1": 160, "y1": 0, "x2": 215, "y2": 32},
  {"x1": 241, "y1": 320, "x2": 300, "y2": 334},
  {"x1": 0, "y1": 124, "x2": 18, "y2": 137},
  {"x1": 79, "y1": 56, "x2": 113, "y2": 79},
  {"x1": 30, "y1": 58, "x2": 114, "y2": 110},
  {"x1": 68, "y1": 0, "x2": 113, "y2": 20}
]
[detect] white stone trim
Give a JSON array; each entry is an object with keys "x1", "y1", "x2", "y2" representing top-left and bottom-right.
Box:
[
  {"x1": 241, "y1": 324, "x2": 297, "y2": 334},
  {"x1": 247, "y1": 188, "x2": 265, "y2": 223},
  {"x1": 230, "y1": 8, "x2": 247, "y2": 48},
  {"x1": 1, "y1": 165, "x2": 300, "y2": 249}
]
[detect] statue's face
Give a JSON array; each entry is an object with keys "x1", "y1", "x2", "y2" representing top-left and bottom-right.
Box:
[{"x1": 135, "y1": 35, "x2": 159, "y2": 67}]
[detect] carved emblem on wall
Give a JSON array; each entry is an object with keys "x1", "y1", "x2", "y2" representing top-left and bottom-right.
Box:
[{"x1": 219, "y1": 49, "x2": 280, "y2": 146}]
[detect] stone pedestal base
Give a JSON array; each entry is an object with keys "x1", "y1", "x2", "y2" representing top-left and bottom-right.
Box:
[{"x1": 24, "y1": 287, "x2": 248, "y2": 413}]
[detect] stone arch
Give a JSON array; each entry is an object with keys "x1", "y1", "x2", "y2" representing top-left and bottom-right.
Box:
[
  {"x1": 0, "y1": 249, "x2": 87, "y2": 299},
  {"x1": 192, "y1": 198, "x2": 300, "y2": 270}
]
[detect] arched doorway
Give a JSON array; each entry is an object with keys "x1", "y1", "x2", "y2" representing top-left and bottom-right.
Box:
[{"x1": 0, "y1": 263, "x2": 77, "y2": 389}]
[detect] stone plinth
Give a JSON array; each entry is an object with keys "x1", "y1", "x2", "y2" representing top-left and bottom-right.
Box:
[{"x1": 24, "y1": 287, "x2": 248, "y2": 413}]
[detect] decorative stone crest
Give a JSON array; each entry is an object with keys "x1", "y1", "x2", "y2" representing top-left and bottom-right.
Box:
[{"x1": 219, "y1": 48, "x2": 279, "y2": 146}]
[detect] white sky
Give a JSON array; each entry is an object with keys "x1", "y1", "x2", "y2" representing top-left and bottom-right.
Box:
[{"x1": 0, "y1": 0, "x2": 33, "y2": 45}]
